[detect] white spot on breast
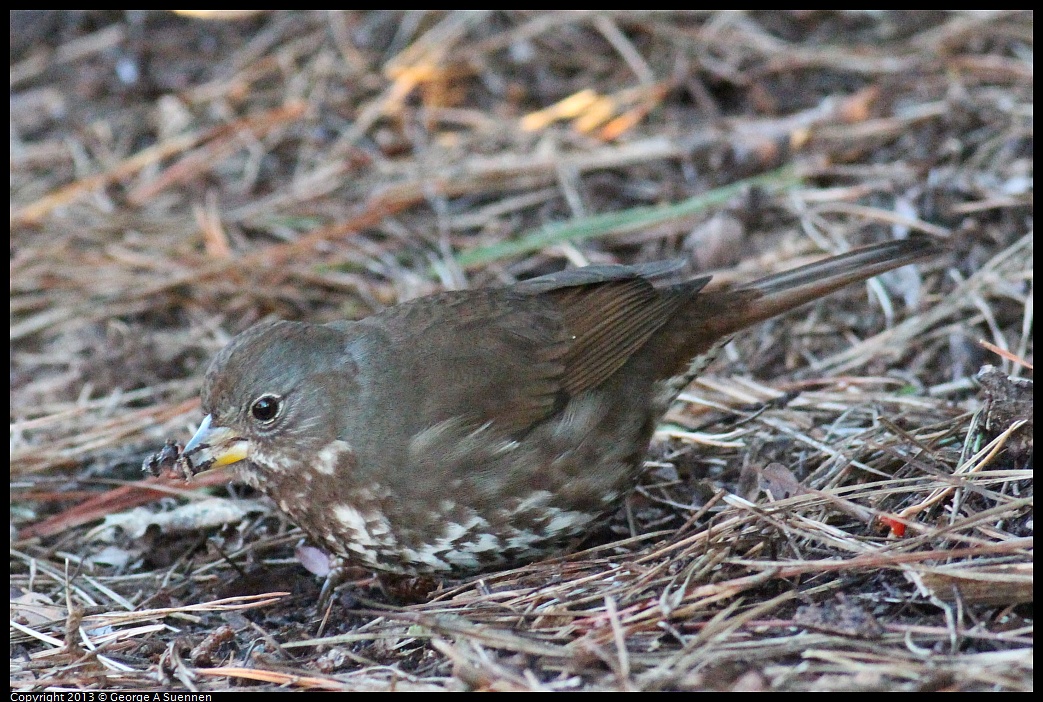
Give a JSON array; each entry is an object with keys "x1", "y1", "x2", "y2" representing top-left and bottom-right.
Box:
[
  {"x1": 467, "y1": 532, "x2": 500, "y2": 553},
  {"x1": 544, "y1": 508, "x2": 592, "y2": 535},
  {"x1": 514, "y1": 490, "x2": 553, "y2": 513},
  {"x1": 315, "y1": 440, "x2": 353, "y2": 476},
  {"x1": 400, "y1": 547, "x2": 452, "y2": 571},
  {"x1": 505, "y1": 529, "x2": 542, "y2": 551},
  {"x1": 250, "y1": 448, "x2": 295, "y2": 474},
  {"x1": 444, "y1": 550, "x2": 480, "y2": 568},
  {"x1": 333, "y1": 504, "x2": 394, "y2": 549},
  {"x1": 334, "y1": 505, "x2": 371, "y2": 542},
  {"x1": 346, "y1": 542, "x2": 374, "y2": 556},
  {"x1": 442, "y1": 522, "x2": 469, "y2": 542},
  {"x1": 463, "y1": 514, "x2": 490, "y2": 531}
]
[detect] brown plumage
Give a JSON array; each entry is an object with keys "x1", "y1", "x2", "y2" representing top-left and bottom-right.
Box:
[{"x1": 162, "y1": 236, "x2": 938, "y2": 580}]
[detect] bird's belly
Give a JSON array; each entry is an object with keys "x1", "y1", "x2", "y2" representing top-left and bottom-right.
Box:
[
  {"x1": 281, "y1": 481, "x2": 615, "y2": 576},
  {"x1": 247, "y1": 386, "x2": 666, "y2": 575}
]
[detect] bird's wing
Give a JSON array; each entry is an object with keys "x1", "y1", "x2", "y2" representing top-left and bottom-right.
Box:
[{"x1": 364, "y1": 265, "x2": 707, "y2": 436}]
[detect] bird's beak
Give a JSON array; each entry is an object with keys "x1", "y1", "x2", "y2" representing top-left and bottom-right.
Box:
[{"x1": 181, "y1": 414, "x2": 249, "y2": 472}]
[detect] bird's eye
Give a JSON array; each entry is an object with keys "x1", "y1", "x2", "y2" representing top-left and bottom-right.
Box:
[{"x1": 251, "y1": 395, "x2": 281, "y2": 422}]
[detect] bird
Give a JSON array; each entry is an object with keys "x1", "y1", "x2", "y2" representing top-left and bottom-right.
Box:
[{"x1": 163, "y1": 236, "x2": 937, "y2": 584}]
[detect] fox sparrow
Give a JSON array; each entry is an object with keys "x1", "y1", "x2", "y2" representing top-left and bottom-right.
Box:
[{"x1": 159, "y1": 237, "x2": 937, "y2": 580}]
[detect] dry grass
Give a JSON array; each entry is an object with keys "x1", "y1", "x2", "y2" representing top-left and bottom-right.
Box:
[{"x1": 11, "y1": 10, "x2": 1032, "y2": 691}]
